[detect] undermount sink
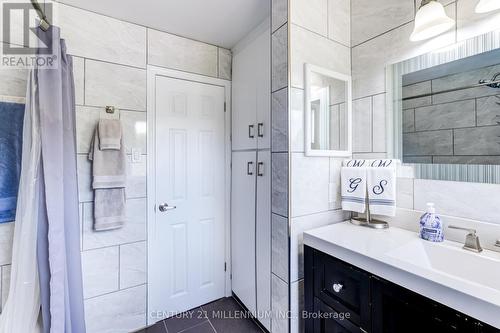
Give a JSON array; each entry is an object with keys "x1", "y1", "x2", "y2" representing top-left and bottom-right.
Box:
[{"x1": 387, "y1": 239, "x2": 500, "y2": 292}]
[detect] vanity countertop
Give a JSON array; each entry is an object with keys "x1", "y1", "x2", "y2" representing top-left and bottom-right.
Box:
[{"x1": 304, "y1": 222, "x2": 500, "y2": 328}]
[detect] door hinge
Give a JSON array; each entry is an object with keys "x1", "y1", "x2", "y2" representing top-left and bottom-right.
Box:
[{"x1": 224, "y1": 262, "x2": 227, "y2": 272}]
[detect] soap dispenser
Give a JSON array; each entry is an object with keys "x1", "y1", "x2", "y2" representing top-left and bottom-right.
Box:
[{"x1": 419, "y1": 203, "x2": 444, "y2": 242}]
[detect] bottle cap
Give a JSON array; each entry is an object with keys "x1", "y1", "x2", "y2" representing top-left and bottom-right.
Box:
[{"x1": 426, "y1": 202, "x2": 435, "y2": 214}]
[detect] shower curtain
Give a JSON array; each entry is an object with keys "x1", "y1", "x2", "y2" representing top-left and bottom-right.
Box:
[{"x1": 0, "y1": 26, "x2": 86, "y2": 333}]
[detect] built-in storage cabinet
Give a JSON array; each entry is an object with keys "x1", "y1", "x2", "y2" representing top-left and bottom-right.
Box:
[
  {"x1": 231, "y1": 150, "x2": 271, "y2": 330},
  {"x1": 231, "y1": 151, "x2": 257, "y2": 313},
  {"x1": 305, "y1": 246, "x2": 500, "y2": 333},
  {"x1": 231, "y1": 22, "x2": 270, "y2": 151},
  {"x1": 231, "y1": 19, "x2": 271, "y2": 331}
]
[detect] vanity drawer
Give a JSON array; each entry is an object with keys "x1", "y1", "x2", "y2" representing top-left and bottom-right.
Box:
[
  {"x1": 312, "y1": 297, "x2": 363, "y2": 333},
  {"x1": 314, "y1": 251, "x2": 370, "y2": 328}
]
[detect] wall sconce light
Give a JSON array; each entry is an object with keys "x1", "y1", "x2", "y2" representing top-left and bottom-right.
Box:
[
  {"x1": 410, "y1": 0, "x2": 455, "y2": 42},
  {"x1": 475, "y1": 0, "x2": 500, "y2": 13}
]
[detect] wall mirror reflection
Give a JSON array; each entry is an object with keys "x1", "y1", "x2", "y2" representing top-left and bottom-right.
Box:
[
  {"x1": 304, "y1": 64, "x2": 352, "y2": 157},
  {"x1": 387, "y1": 31, "x2": 500, "y2": 183}
]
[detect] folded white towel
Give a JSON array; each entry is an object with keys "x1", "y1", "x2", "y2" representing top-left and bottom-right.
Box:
[
  {"x1": 93, "y1": 188, "x2": 126, "y2": 231},
  {"x1": 89, "y1": 127, "x2": 127, "y2": 189},
  {"x1": 98, "y1": 119, "x2": 122, "y2": 150},
  {"x1": 341, "y1": 167, "x2": 367, "y2": 214},
  {"x1": 367, "y1": 167, "x2": 396, "y2": 216}
]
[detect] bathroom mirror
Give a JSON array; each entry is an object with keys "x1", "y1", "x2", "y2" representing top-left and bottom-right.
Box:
[
  {"x1": 387, "y1": 30, "x2": 500, "y2": 184},
  {"x1": 304, "y1": 64, "x2": 352, "y2": 157}
]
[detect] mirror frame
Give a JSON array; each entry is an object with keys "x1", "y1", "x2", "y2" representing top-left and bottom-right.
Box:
[
  {"x1": 304, "y1": 63, "x2": 353, "y2": 157},
  {"x1": 386, "y1": 30, "x2": 500, "y2": 184}
]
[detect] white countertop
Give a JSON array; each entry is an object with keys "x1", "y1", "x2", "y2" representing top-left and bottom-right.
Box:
[{"x1": 304, "y1": 222, "x2": 500, "y2": 328}]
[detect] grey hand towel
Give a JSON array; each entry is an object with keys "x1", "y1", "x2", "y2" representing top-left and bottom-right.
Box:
[
  {"x1": 98, "y1": 118, "x2": 122, "y2": 150},
  {"x1": 89, "y1": 125, "x2": 127, "y2": 189},
  {"x1": 93, "y1": 188, "x2": 126, "y2": 231}
]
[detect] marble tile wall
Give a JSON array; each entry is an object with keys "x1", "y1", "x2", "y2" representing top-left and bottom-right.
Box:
[
  {"x1": 288, "y1": 1, "x2": 351, "y2": 332},
  {"x1": 271, "y1": 0, "x2": 290, "y2": 332},
  {"x1": 0, "y1": 2, "x2": 231, "y2": 332},
  {"x1": 351, "y1": 0, "x2": 500, "y2": 242}
]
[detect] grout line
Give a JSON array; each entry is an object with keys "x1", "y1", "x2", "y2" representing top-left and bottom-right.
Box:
[
  {"x1": 82, "y1": 240, "x2": 146, "y2": 253},
  {"x1": 83, "y1": 283, "x2": 146, "y2": 301},
  {"x1": 272, "y1": 21, "x2": 288, "y2": 35},
  {"x1": 351, "y1": 20, "x2": 414, "y2": 48},
  {"x1": 206, "y1": 318, "x2": 217, "y2": 333},
  {"x1": 177, "y1": 320, "x2": 210, "y2": 333},
  {"x1": 291, "y1": 22, "x2": 350, "y2": 49}
]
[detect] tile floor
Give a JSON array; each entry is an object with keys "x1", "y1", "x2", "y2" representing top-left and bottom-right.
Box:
[{"x1": 135, "y1": 297, "x2": 265, "y2": 333}]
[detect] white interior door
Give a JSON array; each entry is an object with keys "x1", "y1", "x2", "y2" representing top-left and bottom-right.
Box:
[
  {"x1": 230, "y1": 151, "x2": 257, "y2": 314},
  {"x1": 149, "y1": 74, "x2": 226, "y2": 319}
]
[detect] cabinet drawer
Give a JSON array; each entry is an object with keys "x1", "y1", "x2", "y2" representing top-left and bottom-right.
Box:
[
  {"x1": 314, "y1": 252, "x2": 370, "y2": 327},
  {"x1": 313, "y1": 297, "x2": 364, "y2": 333}
]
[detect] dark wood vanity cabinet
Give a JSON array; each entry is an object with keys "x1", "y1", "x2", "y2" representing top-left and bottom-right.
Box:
[{"x1": 304, "y1": 246, "x2": 500, "y2": 333}]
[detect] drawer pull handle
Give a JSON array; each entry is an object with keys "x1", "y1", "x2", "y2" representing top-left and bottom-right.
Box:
[{"x1": 332, "y1": 283, "x2": 343, "y2": 293}]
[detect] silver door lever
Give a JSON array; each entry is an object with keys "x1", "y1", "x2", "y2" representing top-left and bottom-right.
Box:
[{"x1": 158, "y1": 203, "x2": 176, "y2": 212}]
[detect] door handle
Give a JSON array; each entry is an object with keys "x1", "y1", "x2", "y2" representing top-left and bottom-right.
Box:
[
  {"x1": 158, "y1": 203, "x2": 176, "y2": 212},
  {"x1": 257, "y1": 123, "x2": 264, "y2": 137},
  {"x1": 248, "y1": 125, "x2": 255, "y2": 138},
  {"x1": 257, "y1": 162, "x2": 264, "y2": 177},
  {"x1": 247, "y1": 162, "x2": 254, "y2": 175}
]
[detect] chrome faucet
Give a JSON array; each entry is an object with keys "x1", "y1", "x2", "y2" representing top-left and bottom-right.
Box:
[{"x1": 448, "y1": 225, "x2": 483, "y2": 253}]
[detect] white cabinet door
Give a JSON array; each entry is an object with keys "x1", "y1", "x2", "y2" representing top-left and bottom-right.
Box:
[
  {"x1": 232, "y1": 41, "x2": 258, "y2": 151},
  {"x1": 256, "y1": 150, "x2": 271, "y2": 330},
  {"x1": 255, "y1": 29, "x2": 271, "y2": 150},
  {"x1": 231, "y1": 151, "x2": 257, "y2": 314}
]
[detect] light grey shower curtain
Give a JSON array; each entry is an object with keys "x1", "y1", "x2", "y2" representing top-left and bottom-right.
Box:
[
  {"x1": 35, "y1": 26, "x2": 86, "y2": 333},
  {"x1": 0, "y1": 26, "x2": 86, "y2": 332}
]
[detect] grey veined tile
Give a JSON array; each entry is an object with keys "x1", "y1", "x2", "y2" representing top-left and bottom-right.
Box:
[
  {"x1": 148, "y1": 29, "x2": 218, "y2": 78},
  {"x1": 291, "y1": 0, "x2": 328, "y2": 37},
  {"x1": 218, "y1": 48, "x2": 232, "y2": 80},
  {"x1": 121, "y1": 110, "x2": 147, "y2": 154},
  {"x1": 0, "y1": 65, "x2": 28, "y2": 98},
  {"x1": 82, "y1": 247, "x2": 119, "y2": 299},
  {"x1": 272, "y1": 88, "x2": 289, "y2": 152},
  {"x1": 271, "y1": 274, "x2": 289, "y2": 333},
  {"x1": 272, "y1": 153, "x2": 289, "y2": 217},
  {"x1": 352, "y1": 97, "x2": 372, "y2": 153},
  {"x1": 415, "y1": 100, "x2": 476, "y2": 131},
  {"x1": 403, "y1": 130, "x2": 453, "y2": 156},
  {"x1": 120, "y1": 241, "x2": 147, "y2": 289},
  {"x1": 85, "y1": 60, "x2": 146, "y2": 111},
  {"x1": 328, "y1": 0, "x2": 351, "y2": 46},
  {"x1": 272, "y1": 0, "x2": 288, "y2": 33},
  {"x1": 272, "y1": 24, "x2": 288, "y2": 92},
  {"x1": 351, "y1": 0, "x2": 414, "y2": 46},
  {"x1": 272, "y1": 214, "x2": 289, "y2": 283},
  {"x1": 476, "y1": 95, "x2": 500, "y2": 126},
  {"x1": 72, "y1": 56, "x2": 84, "y2": 105},
  {"x1": 454, "y1": 126, "x2": 500, "y2": 156},
  {"x1": 84, "y1": 284, "x2": 146, "y2": 333},
  {"x1": 55, "y1": 2, "x2": 147, "y2": 68},
  {"x1": 290, "y1": 24, "x2": 350, "y2": 89}
]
